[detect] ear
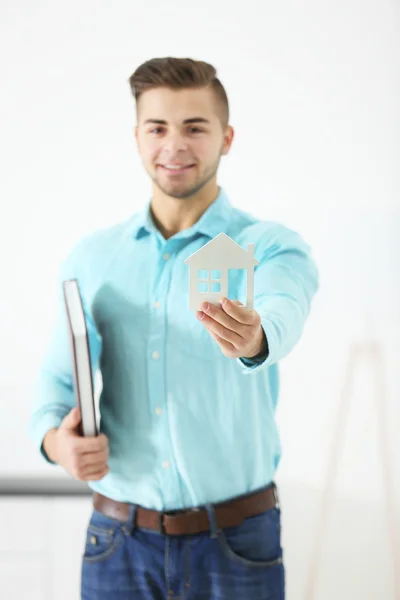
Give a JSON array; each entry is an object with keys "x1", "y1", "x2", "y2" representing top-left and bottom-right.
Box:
[{"x1": 222, "y1": 125, "x2": 234, "y2": 155}]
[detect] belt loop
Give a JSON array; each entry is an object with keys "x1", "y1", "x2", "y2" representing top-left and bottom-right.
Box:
[
  {"x1": 125, "y1": 504, "x2": 137, "y2": 534},
  {"x1": 205, "y1": 504, "x2": 219, "y2": 539},
  {"x1": 272, "y1": 482, "x2": 280, "y2": 509},
  {"x1": 157, "y1": 512, "x2": 165, "y2": 535}
]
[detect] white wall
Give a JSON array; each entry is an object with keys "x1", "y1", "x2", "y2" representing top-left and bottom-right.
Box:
[{"x1": 0, "y1": 1, "x2": 399, "y2": 598}]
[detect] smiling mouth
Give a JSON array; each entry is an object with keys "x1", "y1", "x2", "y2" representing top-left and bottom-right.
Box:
[{"x1": 158, "y1": 164, "x2": 195, "y2": 174}]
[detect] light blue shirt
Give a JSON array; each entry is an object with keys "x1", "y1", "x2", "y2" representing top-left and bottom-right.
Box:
[{"x1": 28, "y1": 187, "x2": 319, "y2": 511}]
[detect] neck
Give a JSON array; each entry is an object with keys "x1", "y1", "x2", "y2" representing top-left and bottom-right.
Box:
[{"x1": 150, "y1": 181, "x2": 220, "y2": 240}]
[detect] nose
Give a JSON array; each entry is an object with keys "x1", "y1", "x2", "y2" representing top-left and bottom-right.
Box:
[{"x1": 162, "y1": 132, "x2": 189, "y2": 154}]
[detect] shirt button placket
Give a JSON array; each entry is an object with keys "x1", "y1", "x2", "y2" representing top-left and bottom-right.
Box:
[{"x1": 148, "y1": 247, "x2": 178, "y2": 503}]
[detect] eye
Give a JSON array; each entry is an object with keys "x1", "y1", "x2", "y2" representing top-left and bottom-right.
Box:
[{"x1": 149, "y1": 127, "x2": 204, "y2": 134}]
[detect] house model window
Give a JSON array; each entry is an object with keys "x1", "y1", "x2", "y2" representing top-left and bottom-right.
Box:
[
  {"x1": 197, "y1": 270, "x2": 221, "y2": 293},
  {"x1": 184, "y1": 233, "x2": 259, "y2": 312}
]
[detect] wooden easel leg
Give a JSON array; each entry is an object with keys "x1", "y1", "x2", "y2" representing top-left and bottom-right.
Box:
[{"x1": 303, "y1": 341, "x2": 399, "y2": 599}]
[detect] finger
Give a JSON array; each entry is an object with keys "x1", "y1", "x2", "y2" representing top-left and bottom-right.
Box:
[
  {"x1": 83, "y1": 463, "x2": 109, "y2": 476},
  {"x1": 220, "y1": 297, "x2": 257, "y2": 325},
  {"x1": 197, "y1": 312, "x2": 243, "y2": 348},
  {"x1": 208, "y1": 329, "x2": 237, "y2": 354},
  {"x1": 74, "y1": 434, "x2": 108, "y2": 455},
  {"x1": 81, "y1": 467, "x2": 109, "y2": 481},
  {"x1": 80, "y1": 465, "x2": 109, "y2": 480},
  {"x1": 79, "y1": 449, "x2": 109, "y2": 468},
  {"x1": 197, "y1": 301, "x2": 247, "y2": 335},
  {"x1": 80, "y1": 446, "x2": 109, "y2": 460},
  {"x1": 80, "y1": 459, "x2": 109, "y2": 474}
]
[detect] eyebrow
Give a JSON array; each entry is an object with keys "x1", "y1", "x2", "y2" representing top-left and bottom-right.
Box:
[{"x1": 143, "y1": 117, "x2": 211, "y2": 125}]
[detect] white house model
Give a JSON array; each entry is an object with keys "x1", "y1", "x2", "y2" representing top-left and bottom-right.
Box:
[{"x1": 184, "y1": 232, "x2": 260, "y2": 311}]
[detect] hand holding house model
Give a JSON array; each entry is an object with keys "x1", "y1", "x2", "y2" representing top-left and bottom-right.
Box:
[{"x1": 184, "y1": 233, "x2": 260, "y2": 311}]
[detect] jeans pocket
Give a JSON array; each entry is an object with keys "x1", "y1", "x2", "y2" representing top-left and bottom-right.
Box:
[
  {"x1": 217, "y1": 507, "x2": 283, "y2": 569},
  {"x1": 82, "y1": 509, "x2": 125, "y2": 564}
]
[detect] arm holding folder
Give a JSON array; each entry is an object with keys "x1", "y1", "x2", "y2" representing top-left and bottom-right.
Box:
[{"x1": 28, "y1": 243, "x2": 109, "y2": 481}]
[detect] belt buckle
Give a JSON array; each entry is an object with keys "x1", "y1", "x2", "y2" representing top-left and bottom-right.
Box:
[{"x1": 158, "y1": 507, "x2": 201, "y2": 534}]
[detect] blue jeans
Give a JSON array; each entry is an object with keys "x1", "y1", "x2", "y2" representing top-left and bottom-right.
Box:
[{"x1": 81, "y1": 485, "x2": 285, "y2": 599}]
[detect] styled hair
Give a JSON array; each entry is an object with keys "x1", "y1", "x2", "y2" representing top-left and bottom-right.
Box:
[{"x1": 128, "y1": 57, "x2": 229, "y2": 130}]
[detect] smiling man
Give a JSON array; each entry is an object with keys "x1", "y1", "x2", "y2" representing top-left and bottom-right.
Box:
[{"x1": 29, "y1": 57, "x2": 319, "y2": 600}]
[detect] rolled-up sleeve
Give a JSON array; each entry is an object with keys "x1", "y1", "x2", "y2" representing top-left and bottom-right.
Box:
[
  {"x1": 28, "y1": 242, "x2": 102, "y2": 463},
  {"x1": 238, "y1": 225, "x2": 319, "y2": 374}
]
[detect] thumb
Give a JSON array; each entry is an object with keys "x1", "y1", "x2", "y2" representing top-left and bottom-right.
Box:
[{"x1": 60, "y1": 406, "x2": 81, "y2": 431}]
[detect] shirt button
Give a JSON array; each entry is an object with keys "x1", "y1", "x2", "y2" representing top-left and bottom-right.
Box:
[
  {"x1": 162, "y1": 461, "x2": 170, "y2": 469},
  {"x1": 163, "y1": 253, "x2": 170, "y2": 261},
  {"x1": 152, "y1": 351, "x2": 160, "y2": 360},
  {"x1": 154, "y1": 301, "x2": 161, "y2": 309},
  {"x1": 155, "y1": 407, "x2": 163, "y2": 416}
]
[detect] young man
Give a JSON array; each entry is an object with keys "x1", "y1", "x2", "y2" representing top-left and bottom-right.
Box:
[{"x1": 29, "y1": 57, "x2": 319, "y2": 599}]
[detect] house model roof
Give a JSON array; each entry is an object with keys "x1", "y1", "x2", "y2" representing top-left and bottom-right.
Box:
[{"x1": 184, "y1": 232, "x2": 259, "y2": 269}]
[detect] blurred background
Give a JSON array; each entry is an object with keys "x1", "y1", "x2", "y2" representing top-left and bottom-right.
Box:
[{"x1": 0, "y1": 1, "x2": 399, "y2": 598}]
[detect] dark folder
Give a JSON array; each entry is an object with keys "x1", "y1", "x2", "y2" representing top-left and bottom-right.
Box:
[{"x1": 63, "y1": 279, "x2": 98, "y2": 437}]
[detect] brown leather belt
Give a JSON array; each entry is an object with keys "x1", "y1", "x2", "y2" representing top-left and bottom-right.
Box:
[{"x1": 93, "y1": 484, "x2": 279, "y2": 536}]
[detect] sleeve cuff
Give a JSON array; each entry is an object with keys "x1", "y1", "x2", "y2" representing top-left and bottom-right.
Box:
[
  {"x1": 236, "y1": 317, "x2": 275, "y2": 374},
  {"x1": 28, "y1": 412, "x2": 65, "y2": 465}
]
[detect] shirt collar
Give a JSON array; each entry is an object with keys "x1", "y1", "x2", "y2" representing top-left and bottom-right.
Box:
[{"x1": 131, "y1": 186, "x2": 233, "y2": 241}]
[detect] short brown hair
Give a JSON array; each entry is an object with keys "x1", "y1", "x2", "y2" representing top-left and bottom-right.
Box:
[{"x1": 128, "y1": 57, "x2": 229, "y2": 130}]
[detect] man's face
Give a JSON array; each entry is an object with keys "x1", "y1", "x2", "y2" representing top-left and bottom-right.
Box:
[{"x1": 135, "y1": 87, "x2": 234, "y2": 200}]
